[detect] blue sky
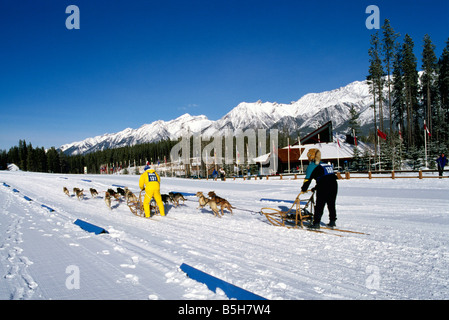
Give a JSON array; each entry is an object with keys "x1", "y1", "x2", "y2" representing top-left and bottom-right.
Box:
[{"x1": 1, "y1": 0, "x2": 448, "y2": 150}]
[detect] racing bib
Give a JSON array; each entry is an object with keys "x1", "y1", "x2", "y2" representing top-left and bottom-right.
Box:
[
  {"x1": 147, "y1": 172, "x2": 158, "y2": 182},
  {"x1": 320, "y1": 163, "x2": 334, "y2": 176}
]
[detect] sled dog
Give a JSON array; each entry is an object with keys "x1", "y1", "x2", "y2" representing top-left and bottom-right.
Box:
[
  {"x1": 161, "y1": 194, "x2": 170, "y2": 205},
  {"x1": 75, "y1": 189, "x2": 84, "y2": 201},
  {"x1": 124, "y1": 187, "x2": 138, "y2": 203},
  {"x1": 90, "y1": 188, "x2": 98, "y2": 198},
  {"x1": 107, "y1": 188, "x2": 121, "y2": 201},
  {"x1": 196, "y1": 192, "x2": 221, "y2": 217},
  {"x1": 208, "y1": 191, "x2": 234, "y2": 215},
  {"x1": 169, "y1": 192, "x2": 186, "y2": 207},
  {"x1": 63, "y1": 187, "x2": 70, "y2": 197},
  {"x1": 116, "y1": 187, "x2": 126, "y2": 197},
  {"x1": 104, "y1": 191, "x2": 112, "y2": 210}
]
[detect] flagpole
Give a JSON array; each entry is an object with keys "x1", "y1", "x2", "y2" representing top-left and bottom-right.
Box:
[
  {"x1": 298, "y1": 136, "x2": 304, "y2": 174},
  {"x1": 336, "y1": 137, "x2": 340, "y2": 169},
  {"x1": 424, "y1": 122, "x2": 428, "y2": 168},
  {"x1": 377, "y1": 127, "x2": 381, "y2": 171},
  {"x1": 287, "y1": 138, "x2": 290, "y2": 174},
  {"x1": 398, "y1": 124, "x2": 402, "y2": 170}
]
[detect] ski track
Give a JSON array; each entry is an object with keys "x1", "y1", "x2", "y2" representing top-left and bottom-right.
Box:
[{"x1": 1, "y1": 171, "x2": 449, "y2": 300}]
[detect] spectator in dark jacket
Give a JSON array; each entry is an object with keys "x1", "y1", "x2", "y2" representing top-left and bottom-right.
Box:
[{"x1": 436, "y1": 153, "x2": 448, "y2": 177}]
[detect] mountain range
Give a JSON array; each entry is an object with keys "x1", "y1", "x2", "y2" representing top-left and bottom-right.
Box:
[{"x1": 60, "y1": 78, "x2": 386, "y2": 156}]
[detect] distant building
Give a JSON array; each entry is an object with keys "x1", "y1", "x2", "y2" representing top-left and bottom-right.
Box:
[{"x1": 254, "y1": 121, "x2": 373, "y2": 174}]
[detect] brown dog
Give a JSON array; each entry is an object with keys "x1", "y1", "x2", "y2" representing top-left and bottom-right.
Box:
[
  {"x1": 63, "y1": 187, "x2": 70, "y2": 197},
  {"x1": 208, "y1": 191, "x2": 234, "y2": 215},
  {"x1": 196, "y1": 192, "x2": 222, "y2": 217},
  {"x1": 75, "y1": 189, "x2": 84, "y2": 201},
  {"x1": 169, "y1": 192, "x2": 186, "y2": 207},
  {"x1": 90, "y1": 188, "x2": 98, "y2": 198},
  {"x1": 104, "y1": 191, "x2": 112, "y2": 210},
  {"x1": 124, "y1": 187, "x2": 138, "y2": 203},
  {"x1": 107, "y1": 188, "x2": 121, "y2": 202}
]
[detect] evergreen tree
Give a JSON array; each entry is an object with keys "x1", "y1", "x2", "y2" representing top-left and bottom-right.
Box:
[
  {"x1": 0, "y1": 149, "x2": 7, "y2": 170},
  {"x1": 402, "y1": 34, "x2": 420, "y2": 147},
  {"x1": 46, "y1": 147, "x2": 61, "y2": 173},
  {"x1": 7, "y1": 146, "x2": 20, "y2": 168},
  {"x1": 18, "y1": 139, "x2": 28, "y2": 171},
  {"x1": 392, "y1": 46, "x2": 406, "y2": 138},
  {"x1": 368, "y1": 31, "x2": 384, "y2": 160},
  {"x1": 371, "y1": 32, "x2": 385, "y2": 132},
  {"x1": 420, "y1": 34, "x2": 439, "y2": 140},
  {"x1": 348, "y1": 105, "x2": 362, "y2": 170},
  {"x1": 382, "y1": 19, "x2": 400, "y2": 139},
  {"x1": 438, "y1": 39, "x2": 449, "y2": 144},
  {"x1": 26, "y1": 142, "x2": 37, "y2": 172},
  {"x1": 348, "y1": 105, "x2": 361, "y2": 136}
]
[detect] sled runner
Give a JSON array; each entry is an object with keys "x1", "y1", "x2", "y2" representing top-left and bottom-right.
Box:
[
  {"x1": 261, "y1": 190, "x2": 315, "y2": 229},
  {"x1": 127, "y1": 190, "x2": 159, "y2": 218}
]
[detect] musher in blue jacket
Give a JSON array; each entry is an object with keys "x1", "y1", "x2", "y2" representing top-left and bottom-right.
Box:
[{"x1": 301, "y1": 148, "x2": 338, "y2": 229}]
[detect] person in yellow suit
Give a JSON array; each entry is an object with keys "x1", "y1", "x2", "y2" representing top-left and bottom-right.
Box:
[{"x1": 139, "y1": 164, "x2": 165, "y2": 218}]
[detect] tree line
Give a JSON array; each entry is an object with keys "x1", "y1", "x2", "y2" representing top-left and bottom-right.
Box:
[
  {"x1": 366, "y1": 19, "x2": 448, "y2": 169},
  {"x1": 1, "y1": 130, "x2": 295, "y2": 175},
  {"x1": 0, "y1": 139, "x2": 177, "y2": 174}
]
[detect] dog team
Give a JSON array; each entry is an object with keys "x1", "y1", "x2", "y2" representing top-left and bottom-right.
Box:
[
  {"x1": 62, "y1": 186, "x2": 234, "y2": 218},
  {"x1": 63, "y1": 186, "x2": 134, "y2": 210}
]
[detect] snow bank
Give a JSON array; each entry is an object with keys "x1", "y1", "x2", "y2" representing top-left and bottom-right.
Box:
[{"x1": 7, "y1": 164, "x2": 20, "y2": 171}]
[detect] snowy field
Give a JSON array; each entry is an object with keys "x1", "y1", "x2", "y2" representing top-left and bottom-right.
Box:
[{"x1": 1, "y1": 170, "x2": 448, "y2": 301}]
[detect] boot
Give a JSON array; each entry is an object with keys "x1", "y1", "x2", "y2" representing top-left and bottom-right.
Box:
[
  {"x1": 327, "y1": 220, "x2": 336, "y2": 228},
  {"x1": 307, "y1": 222, "x2": 321, "y2": 230}
]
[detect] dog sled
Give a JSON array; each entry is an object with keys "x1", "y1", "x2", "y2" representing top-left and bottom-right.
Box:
[
  {"x1": 260, "y1": 190, "x2": 368, "y2": 236},
  {"x1": 126, "y1": 190, "x2": 159, "y2": 218},
  {"x1": 261, "y1": 190, "x2": 315, "y2": 229}
]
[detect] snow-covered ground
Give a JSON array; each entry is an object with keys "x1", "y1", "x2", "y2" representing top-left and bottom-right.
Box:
[{"x1": 1, "y1": 170, "x2": 448, "y2": 300}]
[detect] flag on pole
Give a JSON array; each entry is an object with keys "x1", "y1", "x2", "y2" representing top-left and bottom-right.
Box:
[
  {"x1": 424, "y1": 120, "x2": 431, "y2": 137},
  {"x1": 377, "y1": 128, "x2": 387, "y2": 141}
]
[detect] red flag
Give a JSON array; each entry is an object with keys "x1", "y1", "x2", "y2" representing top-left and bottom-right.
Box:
[
  {"x1": 377, "y1": 128, "x2": 387, "y2": 141},
  {"x1": 424, "y1": 121, "x2": 431, "y2": 137}
]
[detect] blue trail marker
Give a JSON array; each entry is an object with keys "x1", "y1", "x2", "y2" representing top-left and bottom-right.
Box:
[
  {"x1": 180, "y1": 263, "x2": 267, "y2": 300},
  {"x1": 74, "y1": 219, "x2": 109, "y2": 235},
  {"x1": 41, "y1": 204, "x2": 55, "y2": 212}
]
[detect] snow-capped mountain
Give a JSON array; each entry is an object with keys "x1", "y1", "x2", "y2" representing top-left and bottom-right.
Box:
[
  {"x1": 60, "y1": 79, "x2": 386, "y2": 156},
  {"x1": 60, "y1": 114, "x2": 213, "y2": 155}
]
